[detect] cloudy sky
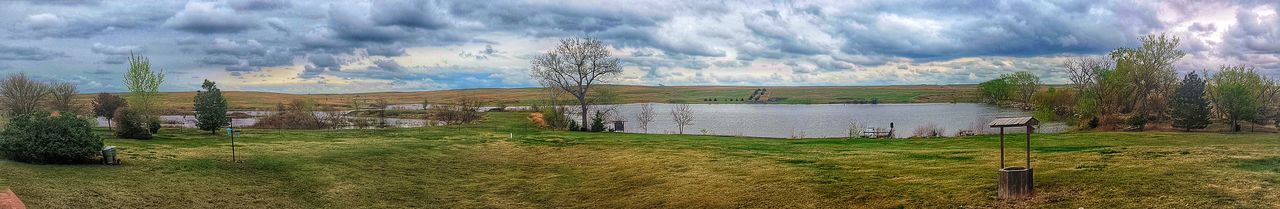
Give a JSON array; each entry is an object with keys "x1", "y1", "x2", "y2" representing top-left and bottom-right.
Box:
[{"x1": 0, "y1": 0, "x2": 1277, "y2": 93}]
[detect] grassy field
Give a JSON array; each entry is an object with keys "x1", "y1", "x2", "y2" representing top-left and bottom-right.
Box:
[
  {"x1": 1, "y1": 112, "x2": 1278, "y2": 208},
  {"x1": 74, "y1": 85, "x2": 980, "y2": 112}
]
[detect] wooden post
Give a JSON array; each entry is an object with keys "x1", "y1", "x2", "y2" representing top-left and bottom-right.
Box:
[
  {"x1": 999, "y1": 127, "x2": 1005, "y2": 169},
  {"x1": 1025, "y1": 125, "x2": 1031, "y2": 169},
  {"x1": 232, "y1": 132, "x2": 236, "y2": 162}
]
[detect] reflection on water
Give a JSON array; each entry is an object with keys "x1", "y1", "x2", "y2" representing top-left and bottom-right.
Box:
[{"x1": 599, "y1": 103, "x2": 1065, "y2": 138}]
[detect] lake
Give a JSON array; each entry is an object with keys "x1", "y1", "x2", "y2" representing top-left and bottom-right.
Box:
[
  {"x1": 96, "y1": 111, "x2": 431, "y2": 129},
  {"x1": 97, "y1": 103, "x2": 1062, "y2": 138},
  {"x1": 595, "y1": 103, "x2": 1064, "y2": 138}
]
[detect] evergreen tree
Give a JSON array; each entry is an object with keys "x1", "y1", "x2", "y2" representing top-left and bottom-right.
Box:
[
  {"x1": 194, "y1": 79, "x2": 229, "y2": 134},
  {"x1": 589, "y1": 110, "x2": 607, "y2": 132},
  {"x1": 1169, "y1": 72, "x2": 1210, "y2": 131}
]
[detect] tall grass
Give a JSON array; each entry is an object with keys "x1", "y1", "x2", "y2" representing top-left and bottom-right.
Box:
[
  {"x1": 251, "y1": 111, "x2": 329, "y2": 129},
  {"x1": 912, "y1": 123, "x2": 945, "y2": 138},
  {"x1": 252, "y1": 99, "x2": 330, "y2": 129}
]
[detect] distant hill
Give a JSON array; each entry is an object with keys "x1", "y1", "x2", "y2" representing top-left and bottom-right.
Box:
[{"x1": 76, "y1": 85, "x2": 981, "y2": 112}]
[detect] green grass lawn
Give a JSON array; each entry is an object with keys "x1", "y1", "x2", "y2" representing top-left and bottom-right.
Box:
[{"x1": 1, "y1": 112, "x2": 1278, "y2": 208}]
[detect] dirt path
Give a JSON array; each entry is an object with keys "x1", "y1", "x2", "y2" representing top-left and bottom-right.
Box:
[{"x1": 0, "y1": 188, "x2": 25, "y2": 209}]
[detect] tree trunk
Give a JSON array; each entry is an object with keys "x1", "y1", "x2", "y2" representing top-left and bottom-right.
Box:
[{"x1": 579, "y1": 98, "x2": 589, "y2": 132}]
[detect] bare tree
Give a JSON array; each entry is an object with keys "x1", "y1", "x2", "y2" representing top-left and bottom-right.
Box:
[
  {"x1": 635, "y1": 103, "x2": 654, "y2": 133},
  {"x1": 531, "y1": 37, "x2": 622, "y2": 131},
  {"x1": 0, "y1": 73, "x2": 50, "y2": 116},
  {"x1": 48, "y1": 81, "x2": 78, "y2": 114},
  {"x1": 670, "y1": 104, "x2": 694, "y2": 134},
  {"x1": 1066, "y1": 56, "x2": 1113, "y2": 114}
]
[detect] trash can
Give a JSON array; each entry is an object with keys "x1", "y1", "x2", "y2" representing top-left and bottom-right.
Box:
[{"x1": 101, "y1": 146, "x2": 118, "y2": 165}]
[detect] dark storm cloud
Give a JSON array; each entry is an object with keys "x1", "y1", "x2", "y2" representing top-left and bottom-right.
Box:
[
  {"x1": 0, "y1": 45, "x2": 68, "y2": 61},
  {"x1": 164, "y1": 1, "x2": 260, "y2": 34},
  {"x1": 449, "y1": 0, "x2": 666, "y2": 37},
  {"x1": 12, "y1": 11, "x2": 170, "y2": 39},
  {"x1": 6, "y1": 0, "x2": 1279, "y2": 92},
  {"x1": 449, "y1": 0, "x2": 725, "y2": 57},
  {"x1": 299, "y1": 1, "x2": 472, "y2": 55},
  {"x1": 743, "y1": 10, "x2": 828, "y2": 55},
  {"x1": 204, "y1": 39, "x2": 266, "y2": 56},
  {"x1": 300, "y1": 53, "x2": 342, "y2": 78},
  {"x1": 195, "y1": 38, "x2": 295, "y2": 71},
  {"x1": 371, "y1": 0, "x2": 452, "y2": 30},
  {"x1": 199, "y1": 55, "x2": 240, "y2": 65}
]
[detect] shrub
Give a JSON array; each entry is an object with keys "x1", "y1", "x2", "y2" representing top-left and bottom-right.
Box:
[
  {"x1": 541, "y1": 106, "x2": 570, "y2": 130},
  {"x1": 252, "y1": 111, "x2": 329, "y2": 129},
  {"x1": 528, "y1": 112, "x2": 547, "y2": 128},
  {"x1": 0, "y1": 112, "x2": 104, "y2": 163},
  {"x1": 113, "y1": 107, "x2": 153, "y2": 139},
  {"x1": 148, "y1": 117, "x2": 162, "y2": 133},
  {"x1": 323, "y1": 110, "x2": 351, "y2": 129},
  {"x1": 1126, "y1": 115, "x2": 1147, "y2": 131},
  {"x1": 427, "y1": 98, "x2": 483, "y2": 125},
  {"x1": 912, "y1": 123, "x2": 944, "y2": 138},
  {"x1": 567, "y1": 119, "x2": 580, "y2": 132},
  {"x1": 1097, "y1": 115, "x2": 1124, "y2": 131}
]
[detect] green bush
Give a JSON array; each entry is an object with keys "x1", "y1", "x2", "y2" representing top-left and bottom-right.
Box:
[
  {"x1": 1126, "y1": 115, "x2": 1147, "y2": 131},
  {"x1": 148, "y1": 117, "x2": 162, "y2": 133},
  {"x1": 567, "y1": 119, "x2": 580, "y2": 132},
  {"x1": 113, "y1": 107, "x2": 154, "y2": 139},
  {"x1": 0, "y1": 112, "x2": 104, "y2": 163}
]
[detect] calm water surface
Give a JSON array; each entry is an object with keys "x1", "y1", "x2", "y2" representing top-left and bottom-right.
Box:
[
  {"x1": 600, "y1": 103, "x2": 1063, "y2": 138},
  {"x1": 97, "y1": 103, "x2": 1062, "y2": 138}
]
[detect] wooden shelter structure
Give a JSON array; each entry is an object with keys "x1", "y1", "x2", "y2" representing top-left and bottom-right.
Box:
[{"x1": 988, "y1": 117, "x2": 1039, "y2": 199}]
